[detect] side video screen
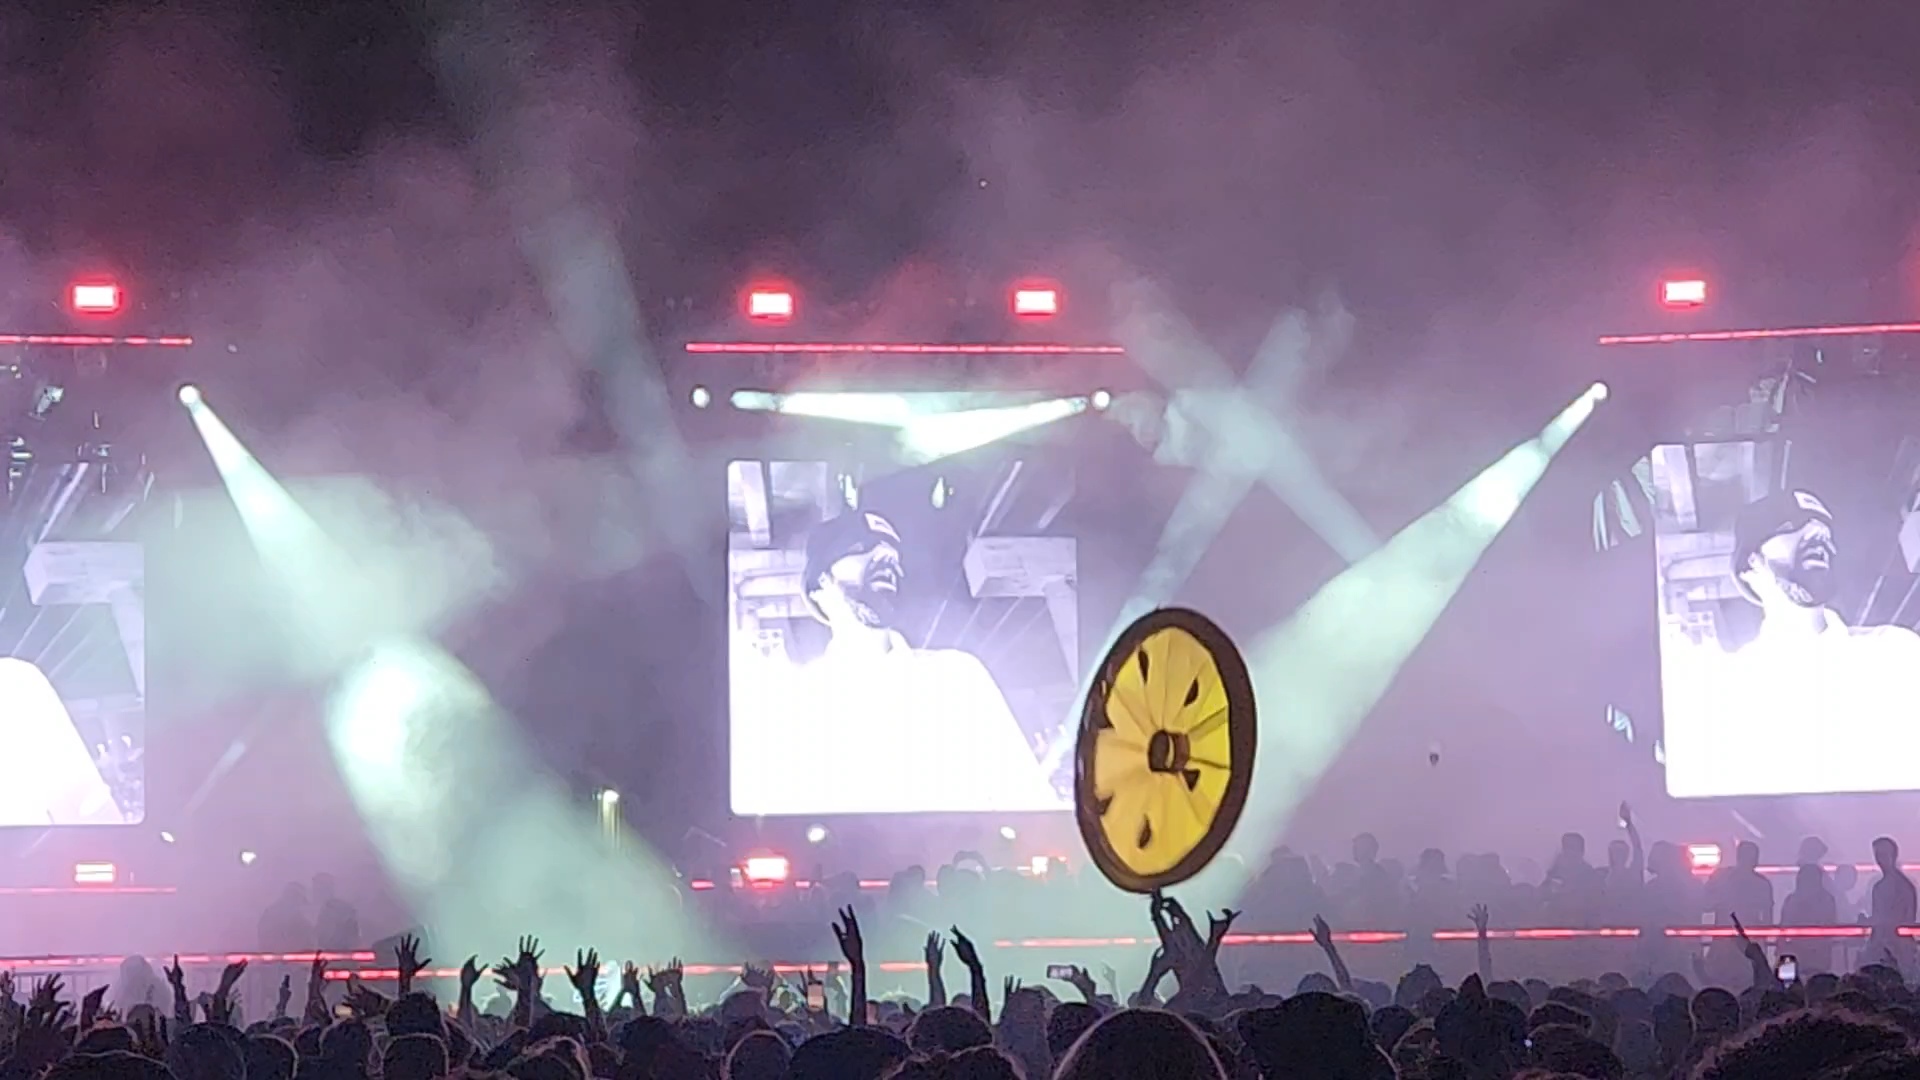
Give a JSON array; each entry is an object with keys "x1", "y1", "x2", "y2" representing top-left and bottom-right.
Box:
[
  {"x1": 0, "y1": 541, "x2": 144, "y2": 826},
  {"x1": 727, "y1": 457, "x2": 1080, "y2": 815},
  {"x1": 1654, "y1": 381, "x2": 1920, "y2": 798}
]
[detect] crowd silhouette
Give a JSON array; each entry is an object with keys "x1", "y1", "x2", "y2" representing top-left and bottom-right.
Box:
[{"x1": 10, "y1": 812, "x2": 1920, "y2": 1079}]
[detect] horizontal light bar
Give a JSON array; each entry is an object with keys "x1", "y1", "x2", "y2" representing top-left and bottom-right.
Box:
[
  {"x1": 0, "y1": 885, "x2": 177, "y2": 896},
  {"x1": 1660, "y1": 279, "x2": 1708, "y2": 308},
  {"x1": 10, "y1": 926, "x2": 1920, "y2": 977},
  {"x1": 0, "y1": 950, "x2": 372, "y2": 969},
  {"x1": 70, "y1": 284, "x2": 122, "y2": 315},
  {"x1": 1599, "y1": 321, "x2": 1920, "y2": 346},
  {"x1": 1012, "y1": 288, "x2": 1060, "y2": 316},
  {"x1": 685, "y1": 342, "x2": 1125, "y2": 356},
  {"x1": 72, "y1": 862, "x2": 117, "y2": 885},
  {"x1": 0, "y1": 333, "x2": 194, "y2": 347},
  {"x1": 746, "y1": 290, "x2": 794, "y2": 320}
]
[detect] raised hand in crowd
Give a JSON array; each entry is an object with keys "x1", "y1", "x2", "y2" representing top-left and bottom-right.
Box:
[
  {"x1": 794, "y1": 966, "x2": 826, "y2": 1022},
  {"x1": 949, "y1": 925, "x2": 991, "y2": 1024},
  {"x1": 1053, "y1": 964, "x2": 1098, "y2": 1004},
  {"x1": 1311, "y1": 913, "x2": 1355, "y2": 992},
  {"x1": 395, "y1": 933, "x2": 429, "y2": 996},
  {"x1": 77, "y1": 985, "x2": 108, "y2": 1031},
  {"x1": 922, "y1": 931, "x2": 947, "y2": 1007},
  {"x1": 831, "y1": 906, "x2": 867, "y2": 1026},
  {"x1": 5, "y1": 978, "x2": 74, "y2": 1076},
  {"x1": 1470, "y1": 902, "x2": 1494, "y2": 983},
  {"x1": 273, "y1": 973, "x2": 293, "y2": 1020},
  {"x1": 566, "y1": 948, "x2": 606, "y2": 1041},
  {"x1": 738, "y1": 961, "x2": 776, "y2": 995},
  {"x1": 163, "y1": 956, "x2": 191, "y2": 1027},
  {"x1": 645, "y1": 959, "x2": 685, "y2": 1018},
  {"x1": 206, "y1": 959, "x2": 247, "y2": 1026},
  {"x1": 343, "y1": 974, "x2": 390, "y2": 1019},
  {"x1": 302, "y1": 955, "x2": 331, "y2": 1025},
  {"x1": 496, "y1": 935, "x2": 542, "y2": 1028},
  {"x1": 1151, "y1": 894, "x2": 1231, "y2": 1003},
  {"x1": 1131, "y1": 947, "x2": 1172, "y2": 1007},
  {"x1": 455, "y1": 956, "x2": 486, "y2": 1028},
  {"x1": 1731, "y1": 912, "x2": 1778, "y2": 990},
  {"x1": 616, "y1": 961, "x2": 642, "y2": 1013},
  {"x1": 129, "y1": 1008, "x2": 168, "y2": 1060}
]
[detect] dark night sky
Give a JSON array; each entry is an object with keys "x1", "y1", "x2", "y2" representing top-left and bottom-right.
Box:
[{"x1": 5, "y1": 0, "x2": 1920, "y2": 338}]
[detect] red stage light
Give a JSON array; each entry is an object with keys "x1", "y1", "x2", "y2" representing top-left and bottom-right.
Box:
[
  {"x1": 1686, "y1": 843, "x2": 1723, "y2": 871},
  {"x1": 742, "y1": 854, "x2": 791, "y2": 884},
  {"x1": 746, "y1": 288, "x2": 795, "y2": 322},
  {"x1": 70, "y1": 282, "x2": 122, "y2": 315},
  {"x1": 1012, "y1": 287, "x2": 1060, "y2": 317},
  {"x1": 1661, "y1": 279, "x2": 1707, "y2": 308},
  {"x1": 72, "y1": 862, "x2": 117, "y2": 885},
  {"x1": 0, "y1": 334, "x2": 192, "y2": 347}
]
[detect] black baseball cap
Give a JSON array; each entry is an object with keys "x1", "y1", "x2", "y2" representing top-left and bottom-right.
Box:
[
  {"x1": 1730, "y1": 489, "x2": 1832, "y2": 603},
  {"x1": 802, "y1": 511, "x2": 903, "y2": 617}
]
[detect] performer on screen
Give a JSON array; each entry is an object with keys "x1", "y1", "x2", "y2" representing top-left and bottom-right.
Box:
[
  {"x1": 0, "y1": 656, "x2": 123, "y2": 826},
  {"x1": 1698, "y1": 489, "x2": 1920, "y2": 793},
  {"x1": 750, "y1": 509, "x2": 1059, "y2": 813}
]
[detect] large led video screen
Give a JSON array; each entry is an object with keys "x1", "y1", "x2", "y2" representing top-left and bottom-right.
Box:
[
  {"x1": 0, "y1": 541, "x2": 145, "y2": 826},
  {"x1": 728, "y1": 456, "x2": 1079, "y2": 815},
  {"x1": 1654, "y1": 380, "x2": 1920, "y2": 798}
]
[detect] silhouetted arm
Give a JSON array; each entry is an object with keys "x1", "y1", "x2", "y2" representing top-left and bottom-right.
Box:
[
  {"x1": 1311, "y1": 916, "x2": 1354, "y2": 993},
  {"x1": 1471, "y1": 905, "x2": 1493, "y2": 984}
]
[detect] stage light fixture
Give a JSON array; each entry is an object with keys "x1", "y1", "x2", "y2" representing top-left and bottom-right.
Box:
[
  {"x1": 1028, "y1": 855, "x2": 1049, "y2": 876},
  {"x1": 69, "y1": 281, "x2": 122, "y2": 315},
  {"x1": 177, "y1": 384, "x2": 203, "y2": 407},
  {"x1": 597, "y1": 788, "x2": 620, "y2": 805},
  {"x1": 742, "y1": 853, "x2": 791, "y2": 884},
  {"x1": 1661, "y1": 278, "x2": 1707, "y2": 308},
  {"x1": 73, "y1": 862, "x2": 117, "y2": 885},
  {"x1": 690, "y1": 385, "x2": 712, "y2": 408},
  {"x1": 1012, "y1": 286, "x2": 1059, "y2": 317},
  {"x1": 1590, "y1": 381, "x2": 1610, "y2": 402},
  {"x1": 805, "y1": 824, "x2": 828, "y2": 844},
  {"x1": 1091, "y1": 389, "x2": 1112, "y2": 410},
  {"x1": 746, "y1": 287, "x2": 795, "y2": 322},
  {"x1": 238, "y1": 850, "x2": 259, "y2": 866},
  {"x1": 1686, "y1": 843, "x2": 1722, "y2": 871},
  {"x1": 998, "y1": 825, "x2": 1017, "y2": 841},
  {"x1": 159, "y1": 831, "x2": 176, "y2": 844}
]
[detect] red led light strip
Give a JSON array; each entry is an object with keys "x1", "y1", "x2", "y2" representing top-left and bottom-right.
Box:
[
  {"x1": 685, "y1": 342, "x2": 1125, "y2": 356},
  {"x1": 1599, "y1": 322, "x2": 1920, "y2": 346},
  {"x1": 10, "y1": 927, "x2": 1917, "y2": 976},
  {"x1": 0, "y1": 334, "x2": 193, "y2": 347},
  {"x1": 0, "y1": 886, "x2": 177, "y2": 896}
]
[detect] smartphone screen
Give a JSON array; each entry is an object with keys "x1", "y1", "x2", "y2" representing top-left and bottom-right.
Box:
[
  {"x1": 1046, "y1": 964, "x2": 1074, "y2": 980},
  {"x1": 1777, "y1": 955, "x2": 1798, "y2": 983},
  {"x1": 806, "y1": 984, "x2": 825, "y2": 1011}
]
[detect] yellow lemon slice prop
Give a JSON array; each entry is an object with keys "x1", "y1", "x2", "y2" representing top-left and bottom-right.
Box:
[{"x1": 1075, "y1": 607, "x2": 1255, "y2": 894}]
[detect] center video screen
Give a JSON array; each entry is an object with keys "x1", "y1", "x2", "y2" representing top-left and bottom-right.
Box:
[
  {"x1": 1653, "y1": 378, "x2": 1920, "y2": 798},
  {"x1": 728, "y1": 455, "x2": 1079, "y2": 815},
  {"x1": 0, "y1": 540, "x2": 145, "y2": 826}
]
